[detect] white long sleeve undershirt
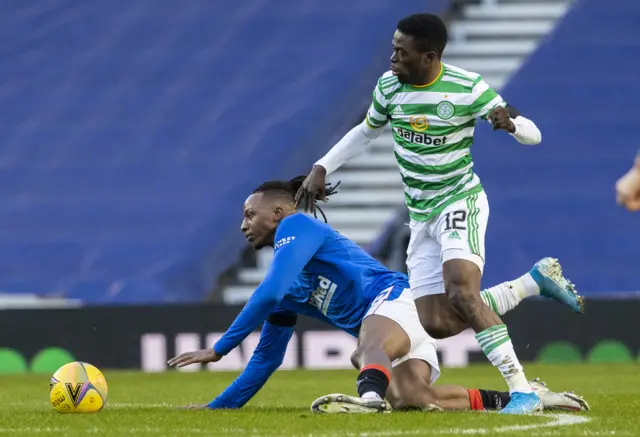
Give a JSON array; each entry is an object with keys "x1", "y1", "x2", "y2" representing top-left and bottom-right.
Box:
[
  {"x1": 314, "y1": 121, "x2": 383, "y2": 175},
  {"x1": 507, "y1": 115, "x2": 542, "y2": 145}
]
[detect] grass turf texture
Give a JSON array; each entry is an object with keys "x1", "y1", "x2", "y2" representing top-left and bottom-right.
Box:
[{"x1": 0, "y1": 363, "x2": 638, "y2": 436}]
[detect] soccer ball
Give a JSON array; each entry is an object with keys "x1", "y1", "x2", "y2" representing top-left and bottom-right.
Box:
[{"x1": 49, "y1": 362, "x2": 108, "y2": 413}]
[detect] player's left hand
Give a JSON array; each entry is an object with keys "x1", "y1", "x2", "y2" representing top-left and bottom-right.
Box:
[
  {"x1": 167, "y1": 349, "x2": 221, "y2": 368},
  {"x1": 488, "y1": 106, "x2": 516, "y2": 133}
]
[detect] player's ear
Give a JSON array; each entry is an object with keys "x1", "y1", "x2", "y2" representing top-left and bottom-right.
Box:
[
  {"x1": 423, "y1": 51, "x2": 437, "y2": 64},
  {"x1": 272, "y1": 206, "x2": 285, "y2": 222}
]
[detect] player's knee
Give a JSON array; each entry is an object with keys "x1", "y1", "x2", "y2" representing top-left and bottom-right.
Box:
[
  {"x1": 350, "y1": 350, "x2": 361, "y2": 369},
  {"x1": 446, "y1": 287, "x2": 480, "y2": 318},
  {"x1": 351, "y1": 343, "x2": 376, "y2": 368},
  {"x1": 415, "y1": 295, "x2": 467, "y2": 338},
  {"x1": 444, "y1": 270, "x2": 481, "y2": 315}
]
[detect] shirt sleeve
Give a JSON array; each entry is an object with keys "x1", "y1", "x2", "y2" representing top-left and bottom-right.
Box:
[
  {"x1": 365, "y1": 76, "x2": 391, "y2": 129},
  {"x1": 213, "y1": 215, "x2": 328, "y2": 356},
  {"x1": 469, "y1": 77, "x2": 507, "y2": 120},
  {"x1": 207, "y1": 311, "x2": 297, "y2": 409},
  {"x1": 314, "y1": 121, "x2": 381, "y2": 175}
]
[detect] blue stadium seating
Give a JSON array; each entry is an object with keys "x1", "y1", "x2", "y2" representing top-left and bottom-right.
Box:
[
  {"x1": 474, "y1": 0, "x2": 640, "y2": 294},
  {"x1": 0, "y1": 0, "x2": 448, "y2": 303}
]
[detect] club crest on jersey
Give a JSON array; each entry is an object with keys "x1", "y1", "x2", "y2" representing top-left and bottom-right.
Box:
[
  {"x1": 409, "y1": 115, "x2": 429, "y2": 132},
  {"x1": 436, "y1": 101, "x2": 455, "y2": 120}
]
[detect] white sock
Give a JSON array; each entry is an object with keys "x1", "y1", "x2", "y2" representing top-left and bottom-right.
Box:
[
  {"x1": 512, "y1": 272, "x2": 540, "y2": 298},
  {"x1": 361, "y1": 391, "x2": 382, "y2": 400},
  {"x1": 480, "y1": 273, "x2": 540, "y2": 316},
  {"x1": 475, "y1": 325, "x2": 532, "y2": 394}
]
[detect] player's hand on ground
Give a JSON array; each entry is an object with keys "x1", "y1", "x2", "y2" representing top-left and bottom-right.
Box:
[
  {"x1": 616, "y1": 163, "x2": 640, "y2": 211},
  {"x1": 167, "y1": 349, "x2": 221, "y2": 368},
  {"x1": 295, "y1": 165, "x2": 327, "y2": 214},
  {"x1": 488, "y1": 106, "x2": 515, "y2": 133}
]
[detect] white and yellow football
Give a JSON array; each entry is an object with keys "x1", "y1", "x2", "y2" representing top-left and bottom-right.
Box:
[{"x1": 49, "y1": 361, "x2": 108, "y2": 413}]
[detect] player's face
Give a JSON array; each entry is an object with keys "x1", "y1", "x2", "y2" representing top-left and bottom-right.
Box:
[
  {"x1": 390, "y1": 31, "x2": 437, "y2": 84},
  {"x1": 240, "y1": 193, "x2": 281, "y2": 250}
]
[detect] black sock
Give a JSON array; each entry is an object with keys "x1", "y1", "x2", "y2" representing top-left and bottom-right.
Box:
[
  {"x1": 479, "y1": 389, "x2": 511, "y2": 411},
  {"x1": 356, "y1": 367, "x2": 390, "y2": 399}
]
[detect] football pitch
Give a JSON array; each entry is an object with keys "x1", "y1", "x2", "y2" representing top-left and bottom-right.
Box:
[{"x1": 0, "y1": 363, "x2": 637, "y2": 437}]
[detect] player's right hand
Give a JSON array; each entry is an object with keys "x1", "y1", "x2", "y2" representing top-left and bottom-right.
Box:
[
  {"x1": 616, "y1": 162, "x2": 640, "y2": 211},
  {"x1": 167, "y1": 349, "x2": 221, "y2": 368},
  {"x1": 295, "y1": 165, "x2": 327, "y2": 214}
]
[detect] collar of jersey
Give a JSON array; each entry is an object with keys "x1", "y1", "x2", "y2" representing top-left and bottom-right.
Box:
[{"x1": 408, "y1": 63, "x2": 444, "y2": 89}]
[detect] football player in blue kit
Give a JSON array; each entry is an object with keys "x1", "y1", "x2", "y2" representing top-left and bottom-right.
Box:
[{"x1": 168, "y1": 176, "x2": 588, "y2": 414}]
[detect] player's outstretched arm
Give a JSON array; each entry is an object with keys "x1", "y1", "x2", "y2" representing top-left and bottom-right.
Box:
[
  {"x1": 296, "y1": 78, "x2": 391, "y2": 211},
  {"x1": 214, "y1": 215, "x2": 328, "y2": 356},
  {"x1": 208, "y1": 313, "x2": 297, "y2": 409},
  {"x1": 314, "y1": 121, "x2": 384, "y2": 176},
  {"x1": 313, "y1": 78, "x2": 391, "y2": 176}
]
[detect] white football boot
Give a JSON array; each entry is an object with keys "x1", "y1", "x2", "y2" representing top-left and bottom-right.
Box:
[
  {"x1": 530, "y1": 378, "x2": 590, "y2": 412},
  {"x1": 311, "y1": 393, "x2": 392, "y2": 414}
]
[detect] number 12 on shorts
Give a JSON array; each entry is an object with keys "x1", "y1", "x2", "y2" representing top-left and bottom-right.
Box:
[{"x1": 443, "y1": 210, "x2": 467, "y2": 231}]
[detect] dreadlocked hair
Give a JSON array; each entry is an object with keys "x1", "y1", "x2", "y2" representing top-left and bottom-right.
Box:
[{"x1": 252, "y1": 175, "x2": 341, "y2": 223}]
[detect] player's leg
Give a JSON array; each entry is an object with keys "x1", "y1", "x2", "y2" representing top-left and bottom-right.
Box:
[
  {"x1": 480, "y1": 257, "x2": 584, "y2": 315},
  {"x1": 317, "y1": 286, "x2": 415, "y2": 412},
  {"x1": 412, "y1": 267, "x2": 581, "y2": 340},
  {"x1": 386, "y1": 327, "x2": 588, "y2": 413},
  {"x1": 312, "y1": 287, "x2": 422, "y2": 413},
  {"x1": 350, "y1": 313, "x2": 409, "y2": 404},
  {"x1": 405, "y1": 221, "x2": 469, "y2": 338},
  {"x1": 415, "y1": 263, "x2": 583, "y2": 339},
  {"x1": 387, "y1": 358, "x2": 507, "y2": 411},
  {"x1": 435, "y1": 191, "x2": 540, "y2": 414},
  {"x1": 406, "y1": 217, "x2": 522, "y2": 339},
  {"x1": 387, "y1": 361, "x2": 590, "y2": 412},
  {"x1": 408, "y1": 211, "x2": 583, "y2": 341},
  {"x1": 380, "y1": 315, "x2": 509, "y2": 412}
]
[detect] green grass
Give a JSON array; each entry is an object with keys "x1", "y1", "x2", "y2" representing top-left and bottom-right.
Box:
[{"x1": 0, "y1": 363, "x2": 638, "y2": 436}]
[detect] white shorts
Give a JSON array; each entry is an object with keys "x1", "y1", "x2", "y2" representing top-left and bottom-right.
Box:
[
  {"x1": 364, "y1": 286, "x2": 441, "y2": 383},
  {"x1": 406, "y1": 190, "x2": 489, "y2": 299}
]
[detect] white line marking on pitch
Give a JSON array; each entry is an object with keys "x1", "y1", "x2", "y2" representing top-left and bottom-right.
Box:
[{"x1": 0, "y1": 413, "x2": 598, "y2": 435}]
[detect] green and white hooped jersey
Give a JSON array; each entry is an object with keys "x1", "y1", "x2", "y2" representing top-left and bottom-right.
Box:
[{"x1": 365, "y1": 63, "x2": 506, "y2": 222}]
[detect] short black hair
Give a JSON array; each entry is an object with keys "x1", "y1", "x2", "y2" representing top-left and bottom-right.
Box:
[
  {"x1": 252, "y1": 176, "x2": 340, "y2": 223},
  {"x1": 252, "y1": 176, "x2": 305, "y2": 202},
  {"x1": 397, "y1": 13, "x2": 448, "y2": 56}
]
